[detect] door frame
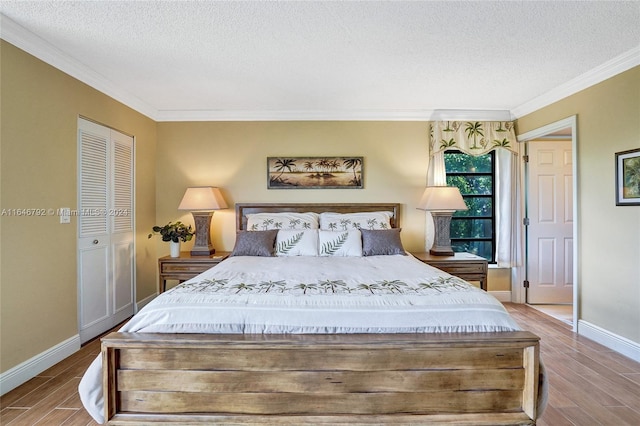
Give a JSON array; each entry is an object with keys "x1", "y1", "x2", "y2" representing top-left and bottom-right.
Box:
[{"x1": 516, "y1": 115, "x2": 578, "y2": 331}]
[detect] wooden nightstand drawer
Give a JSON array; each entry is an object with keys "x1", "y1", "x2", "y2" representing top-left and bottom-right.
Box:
[
  {"x1": 434, "y1": 262, "x2": 486, "y2": 275},
  {"x1": 161, "y1": 262, "x2": 211, "y2": 274}
]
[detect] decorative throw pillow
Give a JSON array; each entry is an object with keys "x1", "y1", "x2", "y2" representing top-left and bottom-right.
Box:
[
  {"x1": 230, "y1": 230, "x2": 277, "y2": 257},
  {"x1": 318, "y1": 230, "x2": 363, "y2": 256},
  {"x1": 361, "y1": 228, "x2": 407, "y2": 256},
  {"x1": 276, "y1": 229, "x2": 319, "y2": 256},
  {"x1": 319, "y1": 211, "x2": 393, "y2": 231},
  {"x1": 246, "y1": 212, "x2": 319, "y2": 231}
]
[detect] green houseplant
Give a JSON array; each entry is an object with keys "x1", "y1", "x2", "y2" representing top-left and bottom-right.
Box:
[
  {"x1": 149, "y1": 221, "x2": 195, "y2": 257},
  {"x1": 148, "y1": 221, "x2": 195, "y2": 242}
]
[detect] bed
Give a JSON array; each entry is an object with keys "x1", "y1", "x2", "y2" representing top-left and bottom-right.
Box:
[{"x1": 80, "y1": 202, "x2": 544, "y2": 425}]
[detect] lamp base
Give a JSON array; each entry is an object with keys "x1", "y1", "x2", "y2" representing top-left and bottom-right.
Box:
[
  {"x1": 430, "y1": 211, "x2": 455, "y2": 257},
  {"x1": 429, "y1": 247, "x2": 455, "y2": 256},
  {"x1": 190, "y1": 211, "x2": 216, "y2": 256},
  {"x1": 191, "y1": 247, "x2": 216, "y2": 256}
]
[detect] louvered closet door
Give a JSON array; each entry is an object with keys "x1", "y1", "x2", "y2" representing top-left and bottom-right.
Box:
[
  {"x1": 78, "y1": 118, "x2": 134, "y2": 343},
  {"x1": 110, "y1": 130, "x2": 134, "y2": 327}
]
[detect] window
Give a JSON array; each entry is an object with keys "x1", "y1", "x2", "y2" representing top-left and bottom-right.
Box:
[{"x1": 444, "y1": 151, "x2": 495, "y2": 263}]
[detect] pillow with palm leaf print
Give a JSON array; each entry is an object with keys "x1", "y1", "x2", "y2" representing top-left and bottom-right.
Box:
[
  {"x1": 318, "y1": 230, "x2": 363, "y2": 256},
  {"x1": 319, "y1": 211, "x2": 393, "y2": 231},
  {"x1": 275, "y1": 229, "x2": 319, "y2": 256},
  {"x1": 246, "y1": 212, "x2": 319, "y2": 231}
]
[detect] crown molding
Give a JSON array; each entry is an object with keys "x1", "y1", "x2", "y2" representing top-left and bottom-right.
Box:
[
  {"x1": 154, "y1": 109, "x2": 436, "y2": 122},
  {"x1": 156, "y1": 108, "x2": 514, "y2": 122},
  {"x1": 512, "y1": 46, "x2": 640, "y2": 118},
  {"x1": 0, "y1": 14, "x2": 158, "y2": 120},
  {"x1": 427, "y1": 109, "x2": 513, "y2": 121}
]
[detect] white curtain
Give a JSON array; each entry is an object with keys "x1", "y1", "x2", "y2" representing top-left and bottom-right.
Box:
[
  {"x1": 495, "y1": 147, "x2": 523, "y2": 267},
  {"x1": 427, "y1": 121, "x2": 522, "y2": 266}
]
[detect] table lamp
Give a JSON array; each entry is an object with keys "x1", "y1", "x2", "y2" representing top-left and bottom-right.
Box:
[
  {"x1": 178, "y1": 186, "x2": 227, "y2": 255},
  {"x1": 418, "y1": 186, "x2": 468, "y2": 256}
]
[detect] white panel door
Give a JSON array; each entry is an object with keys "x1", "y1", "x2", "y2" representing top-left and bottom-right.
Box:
[
  {"x1": 78, "y1": 118, "x2": 134, "y2": 343},
  {"x1": 527, "y1": 141, "x2": 573, "y2": 304}
]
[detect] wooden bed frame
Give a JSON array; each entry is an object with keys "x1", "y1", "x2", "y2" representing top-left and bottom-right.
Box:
[{"x1": 101, "y1": 203, "x2": 541, "y2": 425}]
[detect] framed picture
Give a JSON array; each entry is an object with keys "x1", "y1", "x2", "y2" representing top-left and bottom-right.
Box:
[
  {"x1": 615, "y1": 148, "x2": 640, "y2": 206},
  {"x1": 267, "y1": 157, "x2": 363, "y2": 189}
]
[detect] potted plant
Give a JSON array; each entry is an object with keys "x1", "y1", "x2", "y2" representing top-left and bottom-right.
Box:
[{"x1": 148, "y1": 221, "x2": 195, "y2": 257}]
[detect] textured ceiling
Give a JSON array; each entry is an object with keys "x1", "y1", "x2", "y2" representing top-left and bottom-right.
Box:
[{"x1": 1, "y1": 1, "x2": 639, "y2": 120}]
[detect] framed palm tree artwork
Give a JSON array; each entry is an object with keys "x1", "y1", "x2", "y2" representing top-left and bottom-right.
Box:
[
  {"x1": 615, "y1": 148, "x2": 640, "y2": 206},
  {"x1": 267, "y1": 157, "x2": 363, "y2": 189}
]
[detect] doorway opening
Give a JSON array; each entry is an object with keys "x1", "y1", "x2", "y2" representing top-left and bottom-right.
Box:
[{"x1": 517, "y1": 116, "x2": 578, "y2": 330}]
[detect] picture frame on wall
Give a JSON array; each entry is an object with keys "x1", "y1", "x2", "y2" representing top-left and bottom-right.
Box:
[
  {"x1": 267, "y1": 157, "x2": 363, "y2": 189},
  {"x1": 615, "y1": 148, "x2": 640, "y2": 206}
]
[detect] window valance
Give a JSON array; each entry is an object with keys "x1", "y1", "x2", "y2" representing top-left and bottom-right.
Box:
[{"x1": 430, "y1": 121, "x2": 518, "y2": 157}]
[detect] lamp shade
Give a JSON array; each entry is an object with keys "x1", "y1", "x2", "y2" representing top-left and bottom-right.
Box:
[
  {"x1": 417, "y1": 186, "x2": 468, "y2": 212},
  {"x1": 178, "y1": 187, "x2": 227, "y2": 211}
]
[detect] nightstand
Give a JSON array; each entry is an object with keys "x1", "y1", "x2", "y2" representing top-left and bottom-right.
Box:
[
  {"x1": 158, "y1": 251, "x2": 230, "y2": 293},
  {"x1": 410, "y1": 252, "x2": 489, "y2": 290}
]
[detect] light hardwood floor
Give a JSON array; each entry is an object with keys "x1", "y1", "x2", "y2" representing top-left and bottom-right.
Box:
[{"x1": 1, "y1": 303, "x2": 639, "y2": 425}]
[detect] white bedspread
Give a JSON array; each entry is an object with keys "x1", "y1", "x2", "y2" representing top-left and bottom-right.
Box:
[{"x1": 79, "y1": 254, "x2": 521, "y2": 423}]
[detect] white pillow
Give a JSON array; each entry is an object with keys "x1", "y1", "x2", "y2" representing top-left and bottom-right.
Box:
[
  {"x1": 318, "y1": 230, "x2": 362, "y2": 256},
  {"x1": 319, "y1": 211, "x2": 393, "y2": 231},
  {"x1": 276, "y1": 229, "x2": 319, "y2": 256},
  {"x1": 247, "y1": 212, "x2": 319, "y2": 231}
]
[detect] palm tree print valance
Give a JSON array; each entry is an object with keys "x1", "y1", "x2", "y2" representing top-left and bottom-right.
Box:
[{"x1": 430, "y1": 121, "x2": 518, "y2": 157}]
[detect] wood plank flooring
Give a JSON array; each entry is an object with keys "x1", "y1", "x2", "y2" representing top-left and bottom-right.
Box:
[
  {"x1": 506, "y1": 303, "x2": 640, "y2": 425},
  {"x1": 1, "y1": 303, "x2": 639, "y2": 425}
]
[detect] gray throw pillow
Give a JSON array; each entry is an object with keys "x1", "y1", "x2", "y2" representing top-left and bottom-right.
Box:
[
  {"x1": 361, "y1": 228, "x2": 407, "y2": 256},
  {"x1": 230, "y1": 230, "x2": 278, "y2": 257}
]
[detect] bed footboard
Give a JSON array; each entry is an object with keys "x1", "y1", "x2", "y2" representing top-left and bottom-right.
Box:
[{"x1": 102, "y1": 332, "x2": 540, "y2": 425}]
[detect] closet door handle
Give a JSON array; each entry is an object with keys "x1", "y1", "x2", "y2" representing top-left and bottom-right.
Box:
[{"x1": 93, "y1": 239, "x2": 99, "y2": 245}]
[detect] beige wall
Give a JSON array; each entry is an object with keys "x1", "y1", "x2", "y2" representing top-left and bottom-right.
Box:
[
  {"x1": 488, "y1": 268, "x2": 511, "y2": 292},
  {"x1": 0, "y1": 41, "x2": 158, "y2": 372},
  {"x1": 516, "y1": 66, "x2": 640, "y2": 344},
  {"x1": 156, "y1": 121, "x2": 430, "y2": 255}
]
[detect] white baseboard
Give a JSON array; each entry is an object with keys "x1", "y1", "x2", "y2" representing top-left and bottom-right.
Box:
[
  {"x1": 578, "y1": 320, "x2": 640, "y2": 363},
  {"x1": 0, "y1": 334, "x2": 81, "y2": 396},
  {"x1": 0, "y1": 293, "x2": 158, "y2": 396},
  {"x1": 490, "y1": 291, "x2": 512, "y2": 302}
]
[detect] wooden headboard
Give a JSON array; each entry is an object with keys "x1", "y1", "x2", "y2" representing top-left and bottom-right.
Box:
[{"x1": 236, "y1": 203, "x2": 401, "y2": 231}]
